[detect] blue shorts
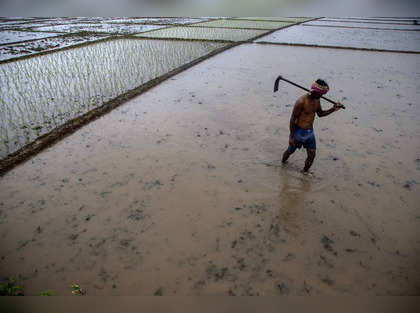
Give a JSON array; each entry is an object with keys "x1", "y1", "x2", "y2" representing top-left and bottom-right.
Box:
[{"x1": 288, "y1": 125, "x2": 316, "y2": 153}]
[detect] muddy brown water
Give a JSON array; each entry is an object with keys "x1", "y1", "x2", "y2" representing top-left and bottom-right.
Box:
[{"x1": 0, "y1": 43, "x2": 419, "y2": 295}]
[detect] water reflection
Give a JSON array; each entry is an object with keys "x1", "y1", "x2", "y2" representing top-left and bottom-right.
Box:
[{"x1": 278, "y1": 167, "x2": 311, "y2": 236}]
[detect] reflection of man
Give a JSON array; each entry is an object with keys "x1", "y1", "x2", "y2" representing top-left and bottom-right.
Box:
[{"x1": 281, "y1": 79, "x2": 343, "y2": 173}]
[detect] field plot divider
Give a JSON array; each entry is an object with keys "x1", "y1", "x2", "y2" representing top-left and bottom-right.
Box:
[
  {"x1": 127, "y1": 36, "x2": 235, "y2": 44},
  {"x1": 229, "y1": 17, "x2": 314, "y2": 23},
  {"x1": 321, "y1": 19, "x2": 420, "y2": 26},
  {"x1": 0, "y1": 32, "x2": 68, "y2": 48},
  {"x1": 130, "y1": 23, "x2": 183, "y2": 35},
  {"x1": 0, "y1": 19, "x2": 52, "y2": 26},
  {"x1": 0, "y1": 35, "x2": 124, "y2": 65},
  {"x1": 5, "y1": 28, "x2": 69, "y2": 34},
  {"x1": 254, "y1": 41, "x2": 420, "y2": 54},
  {"x1": 371, "y1": 16, "x2": 420, "y2": 19},
  {"x1": 182, "y1": 19, "x2": 222, "y2": 27},
  {"x1": 128, "y1": 18, "x2": 226, "y2": 37},
  {"x1": 301, "y1": 24, "x2": 420, "y2": 31},
  {"x1": 248, "y1": 17, "x2": 321, "y2": 43},
  {"x1": 183, "y1": 25, "x2": 274, "y2": 31},
  {"x1": 186, "y1": 18, "x2": 303, "y2": 30}
]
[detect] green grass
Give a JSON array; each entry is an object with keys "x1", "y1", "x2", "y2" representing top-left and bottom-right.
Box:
[
  {"x1": 0, "y1": 277, "x2": 23, "y2": 296},
  {"x1": 37, "y1": 290, "x2": 55, "y2": 296}
]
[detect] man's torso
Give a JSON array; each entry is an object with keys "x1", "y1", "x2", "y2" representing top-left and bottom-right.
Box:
[{"x1": 296, "y1": 94, "x2": 320, "y2": 129}]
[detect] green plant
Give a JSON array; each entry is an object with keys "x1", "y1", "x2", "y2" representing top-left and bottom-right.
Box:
[
  {"x1": 37, "y1": 290, "x2": 54, "y2": 296},
  {"x1": 71, "y1": 283, "x2": 86, "y2": 295},
  {"x1": 0, "y1": 278, "x2": 23, "y2": 296}
]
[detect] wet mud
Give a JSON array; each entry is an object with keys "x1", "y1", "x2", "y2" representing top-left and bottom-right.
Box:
[{"x1": 0, "y1": 43, "x2": 419, "y2": 295}]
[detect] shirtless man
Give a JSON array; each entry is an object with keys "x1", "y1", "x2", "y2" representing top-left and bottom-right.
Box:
[{"x1": 281, "y1": 79, "x2": 343, "y2": 172}]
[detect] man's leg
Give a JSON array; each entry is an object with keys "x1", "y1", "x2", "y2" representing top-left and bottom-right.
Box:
[
  {"x1": 282, "y1": 149, "x2": 291, "y2": 163},
  {"x1": 303, "y1": 149, "x2": 316, "y2": 172},
  {"x1": 282, "y1": 145, "x2": 296, "y2": 163}
]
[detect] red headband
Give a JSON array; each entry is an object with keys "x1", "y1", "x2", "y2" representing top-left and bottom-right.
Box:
[{"x1": 311, "y1": 82, "x2": 329, "y2": 95}]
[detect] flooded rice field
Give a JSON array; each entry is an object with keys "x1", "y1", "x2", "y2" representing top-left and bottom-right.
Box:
[
  {"x1": 107, "y1": 18, "x2": 211, "y2": 25},
  {"x1": 256, "y1": 24, "x2": 420, "y2": 52},
  {"x1": 30, "y1": 23, "x2": 166, "y2": 35},
  {"x1": 0, "y1": 38, "x2": 226, "y2": 157},
  {"x1": 232, "y1": 17, "x2": 312, "y2": 23},
  {"x1": 0, "y1": 22, "x2": 54, "y2": 31},
  {"x1": 191, "y1": 19, "x2": 293, "y2": 30},
  {"x1": 0, "y1": 17, "x2": 211, "y2": 27},
  {"x1": 0, "y1": 33, "x2": 110, "y2": 61},
  {"x1": 0, "y1": 30, "x2": 62, "y2": 45},
  {"x1": 136, "y1": 26, "x2": 268, "y2": 42},
  {"x1": 0, "y1": 17, "x2": 419, "y2": 296},
  {"x1": 304, "y1": 20, "x2": 420, "y2": 30},
  {"x1": 321, "y1": 17, "x2": 420, "y2": 25}
]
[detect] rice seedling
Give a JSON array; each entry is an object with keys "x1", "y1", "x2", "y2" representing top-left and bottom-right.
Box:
[
  {"x1": 0, "y1": 38, "x2": 226, "y2": 157},
  {"x1": 232, "y1": 17, "x2": 311, "y2": 23},
  {"x1": 136, "y1": 26, "x2": 267, "y2": 42},
  {"x1": 190, "y1": 19, "x2": 293, "y2": 29},
  {"x1": 0, "y1": 30, "x2": 61, "y2": 45}
]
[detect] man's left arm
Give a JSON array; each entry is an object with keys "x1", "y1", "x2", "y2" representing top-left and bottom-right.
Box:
[{"x1": 316, "y1": 102, "x2": 343, "y2": 117}]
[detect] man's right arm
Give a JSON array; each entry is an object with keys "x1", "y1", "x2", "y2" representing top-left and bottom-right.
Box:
[{"x1": 289, "y1": 98, "x2": 303, "y2": 145}]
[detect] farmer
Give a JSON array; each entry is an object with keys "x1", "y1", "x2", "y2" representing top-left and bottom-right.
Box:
[{"x1": 281, "y1": 79, "x2": 343, "y2": 172}]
